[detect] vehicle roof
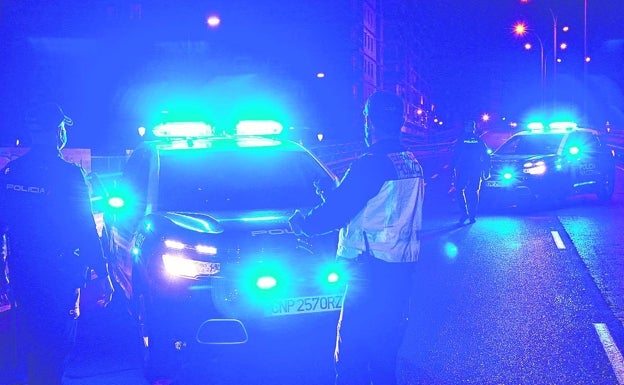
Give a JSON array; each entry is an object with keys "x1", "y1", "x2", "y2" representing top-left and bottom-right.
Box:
[
  {"x1": 512, "y1": 127, "x2": 600, "y2": 137},
  {"x1": 140, "y1": 135, "x2": 308, "y2": 153}
]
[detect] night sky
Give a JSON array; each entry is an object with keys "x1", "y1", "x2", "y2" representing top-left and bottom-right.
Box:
[
  {"x1": 0, "y1": 0, "x2": 622, "y2": 152},
  {"x1": 414, "y1": 0, "x2": 624, "y2": 126}
]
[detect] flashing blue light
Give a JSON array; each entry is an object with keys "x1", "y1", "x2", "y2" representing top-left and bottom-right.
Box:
[
  {"x1": 549, "y1": 121, "x2": 577, "y2": 131},
  {"x1": 527, "y1": 122, "x2": 544, "y2": 131},
  {"x1": 327, "y1": 272, "x2": 340, "y2": 283},
  {"x1": 235, "y1": 120, "x2": 283, "y2": 136},
  {"x1": 444, "y1": 242, "x2": 458, "y2": 259},
  {"x1": 503, "y1": 172, "x2": 513, "y2": 180},
  {"x1": 153, "y1": 122, "x2": 213, "y2": 137},
  {"x1": 108, "y1": 196, "x2": 125, "y2": 208},
  {"x1": 569, "y1": 146, "x2": 580, "y2": 155},
  {"x1": 257, "y1": 276, "x2": 278, "y2": 290}
]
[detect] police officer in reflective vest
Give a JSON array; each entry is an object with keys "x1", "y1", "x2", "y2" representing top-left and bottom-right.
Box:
[
  {"x1": 289, "y1": 90, "x2": 424, "y2": 385},
  {"x1": 452, "y1": 120, "x2": 491, "y2": 224},
  {"x1": 0, "y1": 103, "x2": 113, "y2": 385}
]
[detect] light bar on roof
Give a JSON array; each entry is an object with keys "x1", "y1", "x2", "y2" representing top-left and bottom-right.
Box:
[
  {"x1": 153, "y1": 122, "x2": 213, "y2": 137},
  {"x1": 548, "y1": 121, "x2": 578, "y2": 131},
  {"x1": 235, "y1": 120, "x2": 283, "y2": 136},
  {"x1": 527, "y1": 122, "x2": 545, "y2": 131}
]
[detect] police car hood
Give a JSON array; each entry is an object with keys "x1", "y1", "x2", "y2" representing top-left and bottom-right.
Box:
[
  {"x1": 161, "y1": 210, "x2": 294, "y2": 235},
  {"x1": 491, "y1": 154, "x2": 557, "y2": 163},
  {"x1": 157, "y1": 209, "x2": 335, "y2": 257}
]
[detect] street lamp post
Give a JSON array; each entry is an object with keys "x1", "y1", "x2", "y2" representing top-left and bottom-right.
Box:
[
  {"x1": 549, "y1": 8, "x2": 558, "y2": 108},
  {"x1": 514, "y1": 23, "x2": 546, "y2": 108}
]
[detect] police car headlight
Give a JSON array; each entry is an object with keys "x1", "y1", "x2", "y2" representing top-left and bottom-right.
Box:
[
  {"x1": 162, "y1": 254, "x2": 220, "y2": 278},
  {"x1": 164, "y1": 239, "x2": 217, "y2": 255},
  {"x1": 523, "y1": 161, "x2": 547, "y2": 175}
]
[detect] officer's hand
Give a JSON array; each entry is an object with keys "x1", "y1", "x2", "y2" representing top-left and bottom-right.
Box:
[
  {"x1": 288, "y1": 210, "x2": 306, "y2": 236},
  {"x1": 98, "y1": 275, "x2": 115, "y2": 307},
  {"x1": 83, "y1": 275, "x2": 114, "y2": 310}
]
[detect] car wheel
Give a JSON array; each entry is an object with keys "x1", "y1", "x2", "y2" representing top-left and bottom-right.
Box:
[
  {"x1": 597, "y1": 172, "x2": 615, "y2": 201},
  {"x1": 132, "y1": 272, "x2": 182, "y2": 383}
]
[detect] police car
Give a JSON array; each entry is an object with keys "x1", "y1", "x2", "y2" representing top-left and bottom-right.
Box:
[
  {"x1": 100, "y1": 120, "x2": 343, "y2": 376},
  {"x1": 481, "y1": 121, "x2": 616, "y2": 206}
]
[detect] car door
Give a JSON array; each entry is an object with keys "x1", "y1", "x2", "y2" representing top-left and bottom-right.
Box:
[
  {"x1": 563, "y1": 131, "x2": 602, "y2": 187},
  {"x1": 105, "y1": 146, "x2": 155, "y2": 297}
]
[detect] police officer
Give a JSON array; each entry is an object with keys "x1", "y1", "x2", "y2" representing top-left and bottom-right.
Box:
[
  {"x1": 0, "y1": 102, "x2": 113, "y2": 385},
  {"x1": 452, "y1": 120, "x2": 491, "y2": 224},
  {"x1": 289, "y1": 90, "x2": 424, "y2": 385}
]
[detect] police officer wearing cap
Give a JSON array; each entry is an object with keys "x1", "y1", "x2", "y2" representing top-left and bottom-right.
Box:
[
  {"x1": 452, "y1": 120, "x2": 491, "y2": 224},
  {"x1": 290, "y1": 90, "x2": 424, "y2": 385},
  {"x1": 0, "y1": 102, "x2": 114, "y2": 385}
]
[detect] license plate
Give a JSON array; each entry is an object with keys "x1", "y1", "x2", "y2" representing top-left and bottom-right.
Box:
[
  {"x1": 485, "y1": 180, "x2": 504, "y2": 188},
  {"x1": 197, "y1": 262, "x2": 220, "y2": 275},
  {"x1": 267, "y1": 294, "x2": 343, "y2": 316}
]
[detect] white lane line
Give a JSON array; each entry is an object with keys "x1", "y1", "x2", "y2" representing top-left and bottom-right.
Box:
[
  {"x1": 551, "y1": 231, "x2": 566, "y2": 249},
  {"x1": 594, "y1": 323, "x2": 624, "y2": 384}
]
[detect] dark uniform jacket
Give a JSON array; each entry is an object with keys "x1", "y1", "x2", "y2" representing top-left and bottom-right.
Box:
[
  {"x1": 297, "y1": 139, "x2": 424, "y2": 263},
  {"x1": 452, "y1": 132, "x2": 490, "y2": 179},
  {"x1": 0, "y1": 146, "x2": 107, "y2": 312}
]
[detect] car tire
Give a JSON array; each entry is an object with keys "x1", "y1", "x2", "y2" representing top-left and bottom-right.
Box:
[
  {"x1": 597, "y1": 172, "x2": 615, "y2": 202},
  {"x1": 132, "y1": 272, "x2": 182, "y2": 383}
]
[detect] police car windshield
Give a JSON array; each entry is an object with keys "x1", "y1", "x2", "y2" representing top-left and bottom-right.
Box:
[
  {"x1": 157, "y1": 148, "x2": 328, "y2": 212},
  {"x1": 495, "y1": 133, "x2": 565, "y2": 156}
]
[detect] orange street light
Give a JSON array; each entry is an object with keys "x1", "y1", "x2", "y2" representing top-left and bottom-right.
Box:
[
  {"x1": 512, "y1": 22, "x2": 545, "y2": 107},
  {"x1": 513, "y1": 22, "x2": 528, "y2": 36}
]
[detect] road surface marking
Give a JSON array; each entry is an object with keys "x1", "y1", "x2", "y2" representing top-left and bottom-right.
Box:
[
  {"x1": 550, "y1": 231, "x2": 566, "y2": 249},
  {"x1": 594, "y1": 323, "x2": 624, "y2": 384}
]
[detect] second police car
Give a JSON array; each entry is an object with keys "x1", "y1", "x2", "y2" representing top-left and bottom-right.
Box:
[
  {"x1": 481, "y1": 121, "x2": 616, "y2": 207},
  {"x1": 100, "y1": 120, "x2": 343, "y2": 377}
]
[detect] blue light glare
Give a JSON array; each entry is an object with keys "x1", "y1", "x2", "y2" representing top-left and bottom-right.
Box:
[
  {"x1": 444, "y1": 242, "x2": 458, "y2": 259},
  {"x1": 240, "y1": 215, "x2": 282, "y2": 222},
  {"x1": 108, "y1": 196, "x2": 125, "y2": 208},
  {"x1": 257, "y1": 276, "x2": 278, "y2": 290},
  {"x1": 153, "y1": 122, "x2": 213, "y2": 138},
  {"x1": 235, "y1": 120, "x2": 283, "y2": 136},
  {"x1": 327, "y1": 272, "x2": 340, "y2": 283},
  {"x1": 549, "y1": 121, "x2": 577, "y2": 131}
]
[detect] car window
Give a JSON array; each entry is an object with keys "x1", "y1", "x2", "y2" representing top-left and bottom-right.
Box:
[
  {"x1": 496, "y1": 133, "x2": 565, "y2": 155},
  {"x1": 120, "y1": 147, "x2": 152, "y2": 216},
  {"x1": 565, "y1": 132, "x2": 600, "y2": 154},
  {"x1": 156, "y1": 147, "x2": 328, "y2": 212}
]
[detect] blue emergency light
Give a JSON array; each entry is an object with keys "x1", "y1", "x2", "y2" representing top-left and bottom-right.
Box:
[
  {"x1": 235, "y1": 120, "x2": 283, "y2": 136},
  {"x1": 549, "y1": 121, "x2": 577, "y2": 131},
  {"x1": 152, "y1": 122, "x2": 213, "y2": 137}
]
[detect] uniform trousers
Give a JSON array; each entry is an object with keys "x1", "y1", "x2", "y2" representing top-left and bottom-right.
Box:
[{"x1": 334, "y1": 256, "x2": 415, "y2": 385}]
